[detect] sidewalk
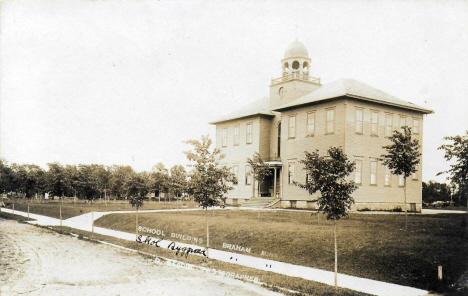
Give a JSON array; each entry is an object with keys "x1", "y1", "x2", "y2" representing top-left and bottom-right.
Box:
[{"x1": 0, "y1": 207, "x2": 430, "y2": 296}]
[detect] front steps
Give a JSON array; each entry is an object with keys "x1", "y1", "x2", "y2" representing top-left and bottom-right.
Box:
[{"x1": 239, "y1": 197, "x2": 276, "y2": 208}]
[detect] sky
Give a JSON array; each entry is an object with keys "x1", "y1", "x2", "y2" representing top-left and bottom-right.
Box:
[{"x1": 0, "y1": 0, "x2": 467, "y2": 182}]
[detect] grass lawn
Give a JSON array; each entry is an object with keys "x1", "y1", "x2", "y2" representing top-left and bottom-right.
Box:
[
  {"x1": 95, "y1": 209, "x2": 468, "y2": 294},
  {"x1": 2, "y1": 199, "x2": 198, "y2": 219}
]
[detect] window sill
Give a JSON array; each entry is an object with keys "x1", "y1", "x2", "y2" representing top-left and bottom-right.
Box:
[
  {"x1": 355, "y1": 132, "x2": 363, "y2": 135},
  {"x1": 325, "y1": 132, "x2": 335, "y2": 135},
  {"x1": 398, "y1": 185, "x2": 405, "y2": 188},
  {"x1": 306, "y1": 134, "x2": 315, "y2": 138},
  {"x1": 384, "y1": 185, "x2": 391, "y2": 187},
  {"x1": 370, "y1": 134, "x2": 379, "y2": 137},
  {"x1": 412, "y1": 179, "x2": 419, "y2": 181},
  {"x1": 370, "y1": 184, "x2": 378, "y2": 187},
  {"x1": 356, "y1": 183, "x2": 363, "y2": 186},
  {"x1": 288, "y1": 137, "x2": 296, "y2": 140}
]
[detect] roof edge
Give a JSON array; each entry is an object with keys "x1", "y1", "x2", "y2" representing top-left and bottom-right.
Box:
[{"x1": 209, "y1": 113, "x2": 276, "y2": 125}]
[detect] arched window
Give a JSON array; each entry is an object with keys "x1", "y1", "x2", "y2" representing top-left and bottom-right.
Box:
[
  {"x1": 292, "y1": 61, "x2": 300, "y2": 70},
  {"x1": 277, "y1": 121, "x2": 281, "y2": 158},
  {"x1": 303, "y1": 61, "x2": 309, "y2": 72}
]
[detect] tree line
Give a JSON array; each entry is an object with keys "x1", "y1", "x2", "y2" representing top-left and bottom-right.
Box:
[{"x1": 0, "y1": 160, "x2": 188, "y2": 202}]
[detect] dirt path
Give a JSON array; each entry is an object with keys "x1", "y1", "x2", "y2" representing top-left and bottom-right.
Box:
[{"x1": 0, "y1": 219, "x2": 281, "y2": 296}]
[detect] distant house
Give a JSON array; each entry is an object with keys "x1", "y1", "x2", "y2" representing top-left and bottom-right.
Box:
[{"x1": 210, "y1": 40, "x2": 433, "y2": 211}]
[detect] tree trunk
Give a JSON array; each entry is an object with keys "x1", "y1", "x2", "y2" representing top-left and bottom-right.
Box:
[
  {"x1": 60, "y1": 203, "x2": 62, "y2": 227},
  {"x1": 206, "y1": 208, "x2": 210, "y2": 259},
  {"x1": 92, "y1": 211, "x2": 94, "y2": 233},
  {"x1": 334, "y1": 221, "x2": 338, "y2": 290},
  {"x1": 136, "y1": 207, "x2": 139, "y2": 240},
  {"x1": 404, "y1": 177, "x2": 407, "y2": 231},
  {"x1": 27, "y1": 201, "x2": 30, "y2": 220}
]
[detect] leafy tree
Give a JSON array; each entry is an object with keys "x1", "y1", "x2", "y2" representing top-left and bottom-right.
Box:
[
  {"x1": 297, "y1": 147, "x2": 357, "y2": 289},
  {"x1": 150, "y1": 162, "x2": 170, "y2": 200},
  {"x1": 126, "y1": 172, "x2": 149, "y2": 238},
  {"x1": 63, "y1": 165, "x2": 79, "y2": 199},
  {"x1": 109, "y1": 165, "x2": 134, "y2": 199},
  {"x1": 47, "y1": 162, "x2": 66, "y2": 199},
  {"x1": 77, "y1": 164, "x2": 100, "y2": 203},
  {"x1": 170, "y1": 165, "x2": 188, "y2": 199},
  {"x1": 0, "y1": 159, "x2": 14, "y2": 195},
  {"x1": 422, "y1": 181, "x2": 452, "y2": 204},
  {"x1": 438, "y1": 131, "x2": 468, "y2": 207},
  {"x1": 381, "y1": 126, "x2": 421, "y2": 230},
  {"x1": 184, "y1": 135, "x2": 235, "y2": 257},
  {"x1": 246, "y1": 152, "x2": 272, "y2": 197}
]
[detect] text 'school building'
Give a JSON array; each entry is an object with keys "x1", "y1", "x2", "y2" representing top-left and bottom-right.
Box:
[{"x1": 210, "y1": 40, "x2": 433, "y2": 211}]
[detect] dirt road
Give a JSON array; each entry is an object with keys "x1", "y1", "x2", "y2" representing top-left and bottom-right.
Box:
[{"x1": 0, "y1": 219, "x2": 281, "y2": 296}]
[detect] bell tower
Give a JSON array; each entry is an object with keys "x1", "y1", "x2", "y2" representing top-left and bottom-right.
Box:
[{"x1": 270, "y1": 39, "x2": 321, "y2": 110}]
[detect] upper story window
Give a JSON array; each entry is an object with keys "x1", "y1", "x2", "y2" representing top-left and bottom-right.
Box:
[
  {"x1": 398, "y1": 174, "x2": 404, "y2": 187},
  {"x1": 288, "y1": 115, "x2": 296, "y2": 138},
  {"x1": 245, "y1": 164, "x2": 251, "y2": 185},
  {"x1": 412, "y1": 165, "x2": 419, "y2": 180},
  {"x1": 222, "y1": 128, "x2": 227, "y2": 147},
  {"x1": 413, "y1": 118, "x2": 420, "y2": 134},
  {"x1": 400, "y1": 115, "x2": 406, "y2": 131},
  {"x1": 370, "y1": 159, "x2": 377, "y2": 185},
  {"x1": 371, "y1": 110, "x2": 379, "y2": 136},
  {"x1": 246, "y1": 123, "x2": 252, "y2": 144},
  {"x1": 355, "y1": 108, "x2": 363, "y2": 134},
  {"x1": 307, "y1": 112, "x2": 315, "y2": 136},
  {"x1": 288, "y1": 161, "x2": 296, "y2": 184},
  {"x1": 385, "y1": 114, "x2": 393, "y2": 137},
  {"x1": 355, "y1": 159, "x2": 362, "y2": 184},
  {"x1": 233, "y1": 126, "x2": 239, "y2": 146},
  {"x1": 232, "y1": 165, "x2": 238, "y2": 185},
  {"x1": 326, "y1": 108, "x2": 335, "y2": 134},
  {"x1": 385, "y1": 166, "x2": 392, "y2": 186}
]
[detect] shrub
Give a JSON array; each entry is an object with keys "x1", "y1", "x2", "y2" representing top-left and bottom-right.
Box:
[
  {"x1": 392, "y1": 207, "x2": 402, "y2": 212},
  {"x1": 358, "y1": 207, "x2": 371, "y2": 212}
]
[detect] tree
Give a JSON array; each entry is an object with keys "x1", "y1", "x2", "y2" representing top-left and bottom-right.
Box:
[
  {"x1": 109, "y1": 165, "x2": 134, "y2": 200},
  {"x1": 184, "y1": 135, "x2": 235, "y2": 257},
  {"x1": 438, "y1": 131, "x2": 468, "y2": 207},
  {"x1": 169, "y1": 165, "x2": 188, "y2": 200},
  {"x1": 297, "y1": 147, "x2": 357, "y2": 289},
  {"x1": 381, "y1": 126, "x2": 421, "y2": 230},
  {"x1": 246, "y1": 152, "x2": 272, "y2": 197},
  {"x1": 126, "y1": 172, "x2": 149, "y2": 238},
  {"x1": 150, "y1": 162, "x2": 170, "y2": 200},
  {"x1": 422, "y1": 181, "x2": 452, "y2": 204},
  {"x1": 46, "y1": 162, "x2": 66, "y2": 199}
]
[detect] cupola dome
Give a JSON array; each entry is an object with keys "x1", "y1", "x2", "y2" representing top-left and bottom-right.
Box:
[{"x1": 284, "y1": 39, "x2": 309, "y2": 58}]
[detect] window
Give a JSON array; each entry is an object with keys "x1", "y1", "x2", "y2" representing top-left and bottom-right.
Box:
[
  {"x1": 234, "y1": 126, "x2": 239, "y2": 146},
  {"x1": 400, "y1": 115, "x2": 406, "y2": 131},
  {"x1": 370, "y1": 159, "x2": 377, "y2": 185},
  {"x1": 412, "y1": 165, "x2": 419, "y2": 180},
  {"x1": 385, "y1": 114, "x2": 393, "y2": 137},
  {"x1": 385, "y1": 166, "x2": 392, "y2": 186},
  {"x1": 413, "y1": 118, "x2": 420, "y2": 134},
  {"x1": 355, "y1": 159, "x2": 362, "y2": 184},
  {"x1": 288, "y1": 162, "x2": 295, "y2": 184},
  {"x1": 245, "y1": 164, "x2": 251, "y2": 185},
  {"x1": 277, "y1": 122, "x2": 281, "y2": 157},
  {"x1": 371, "y1": 111, "x2": 379, "y2": 136},
  {"x1": 222, "y1": 128, "x2": 227, "y2": 147},
  {"x1": 306, "y1": 174, "x2": 313, "y2": 183},
  {"x1": 326, "y1": 108, "x2": 334, "y2": 134},
  {"x1": 398, "y1": 174, "x2": 404, "y2": 186},
  {"x1": 288, "y1": 116, "x2": 296, "y2": 138},
  {"x1": 246, "y1": 123, "x2": 252, "y2": 144},
  {"x1": 232, "y1": 165, "x2": 238, "y2": 185},
  {"x1": 307, "y1": 112, "x2": 315, "y2": 136},
  {"x1": 355, "y1": 108, "x2": 363, "y2": 134}
]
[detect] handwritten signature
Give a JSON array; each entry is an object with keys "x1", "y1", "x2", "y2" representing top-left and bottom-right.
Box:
[{"x1": 136, "y1": 235, "x2": 207, "y2": 258}]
